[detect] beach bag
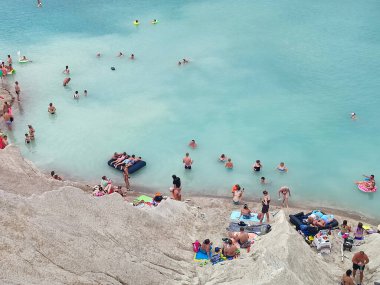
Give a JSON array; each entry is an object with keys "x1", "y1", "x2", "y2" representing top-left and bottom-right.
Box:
[
  {"x1": 343, "y1": 237, "x2": 354, "y2": 251},
  {"x1": 192, "y1": 240, "x2": 201, "y2": 252}
]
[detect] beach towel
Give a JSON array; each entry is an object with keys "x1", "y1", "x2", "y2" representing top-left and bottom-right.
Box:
[
  {"x1": 230, "y1": 211, "x2": 264, "y2": 223},
  {"x1": 194, "y1": 251, "x2": 209, "y2": 262},
  {"x1": 227, "y1": 222, "x2": 271, "y2": 235},
  {"x1": 133, "y1": 195, "x2": 152, "y2": 203}
]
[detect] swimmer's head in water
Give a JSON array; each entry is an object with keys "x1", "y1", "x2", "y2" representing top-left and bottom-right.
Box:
[
  {"x1": 49, "y1": 103, "x2": 53, "y2": 106},
  {"x1": 123, "y1": 152, "x2": 127, "y2": 155},
  {"x1": 186, "y1": 152, "x2": 189, "y2": 156},
  {"x1": 261, "y1": 177, "x2": 265, "y2": 180},
  {"x1": 256, "y1": 160, "x2": 260, "y2": 163},
  {"x1": 243, "y1": 204, "x2": 248, "y2": 209},
  {"x1": 280, "y1": 162, "x2": 284, "y2": 166},
  {"x1": 172, "y1": 175, "x2": 177, "y2": 179}
]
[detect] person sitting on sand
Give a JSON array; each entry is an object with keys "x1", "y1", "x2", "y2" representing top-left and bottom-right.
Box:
[
  {"x1": 183, "y1": 152, "x2": 193, "y2": 169},
  {"x1": 340, "y1": 220, "x2": 352, "y2": 235},
  {"x1": 253, "y1": 160, "x2": 262, "y2": 172},
  {"x1": 277, "y1": 162, "x2": 288, "y2": 172},
  {"x1": 48, "y1": 103, "x2": 56, "y2": 114},
  {"x1": 232, "y1": 187, "x2": 244, "y2": 205},
  {"x1": 222, "y1": 239, "x2": 238, "y2": 259},
  {"x1": 219, "y1": 154, "x2": 226, "y2": 162},
  {"x1": 189, "y1": 139, "x2": 197, "y2": 149},
  {"x1": 354, "y1": 222, "x2": 365, "y2": 240},
  {"x1": 234, "y1": 227, "x2": 252, "y2": 252},
  {"x1": 341, "y1": 269, "x2": 355, "y2": 285},
  {"x1": 199, "y1": 239, "x2": 212, "y2": 258},
  {"x1": 153, "y1": 192, "x2": 163, "y2": 206},
  {"x1": 51, "y1": 171, "x2": 63, "y2": 181},
  {"x1": 101, "y1": 176, "x2": 114, "y2": 193},
  {"x1": 239, "y1": 204, "x2": 252, "y2": 219},
  {"x1": 63, "y1": 77, "x2": 71, "y2": 86},
  {"x1": 225, "y1": 158, "x2": 233, "y2": 169},
  {"x1": 278, "y1": 186, "x2": 291, "y2": 208}
]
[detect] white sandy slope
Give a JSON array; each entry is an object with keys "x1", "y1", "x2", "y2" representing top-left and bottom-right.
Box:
[{"x1": 1, "y1": 146, "x2": 380, "y2": 285}]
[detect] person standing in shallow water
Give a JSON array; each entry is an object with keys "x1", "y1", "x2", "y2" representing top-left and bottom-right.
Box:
[
  {"x1": 259, "y1": 190, "x2": 270, "y2": 224},
  {"x1": 123, "y1": 165, "x2": 130, "y2": 191},
  {"x1": 171, "y1": 175, "x2": 181, "y2": 201},
  {"x1": 182, "y1": 152, "x2": 193, "y2": 169}
]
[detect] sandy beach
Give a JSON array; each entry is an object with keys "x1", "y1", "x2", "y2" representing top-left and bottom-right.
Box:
[{"x1": 1, "y1": 145, "x2": 380, "y2": 285}]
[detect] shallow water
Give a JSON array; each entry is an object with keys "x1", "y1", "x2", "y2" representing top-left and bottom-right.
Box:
[{"x1": 1, "y1": 0, "x2": 379, "y2": 218}]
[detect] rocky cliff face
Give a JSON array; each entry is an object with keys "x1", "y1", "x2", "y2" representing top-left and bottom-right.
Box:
[{"x1": 1, "y1": 145, "x2": 379, "y2": 285}]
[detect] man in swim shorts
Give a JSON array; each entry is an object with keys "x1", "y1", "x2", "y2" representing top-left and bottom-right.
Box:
[
  {"x1": 48, "y1": 103, "x2": 56, "y2": 114},
  {"x1": 278, "y1": 186, "x2": 291, "y2": 208},
  {"x1": 235, "y1": 227, "x2": 251, "y2": 252},
  {"x1": 352, "y1": 251, "x2": 369, "y2": 285},
  {"x1": 183, "y1": 152, "x2": 193, "y2": 169},
  {"x1": 239, "y1": 204, "x2": 251, "y2": 219}
]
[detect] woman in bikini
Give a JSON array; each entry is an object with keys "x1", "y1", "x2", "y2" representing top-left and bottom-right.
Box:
[
  {"x1": 259, "y1": 190, "x2": 270, "y2": 224},
  {"x1": 253, "y1": 160, "x2": 262, "y2": 172}
]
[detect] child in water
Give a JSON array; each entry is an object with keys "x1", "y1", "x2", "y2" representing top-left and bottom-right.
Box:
[{"x1": 219, "y1": 154, "x2": 226, "y2": 162}]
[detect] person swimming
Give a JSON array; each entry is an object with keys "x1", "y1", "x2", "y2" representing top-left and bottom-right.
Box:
[
  {"x1": 84, "y1": 90, "x2": 88, "y2": 96},
  {"x1": 73, "y1": 91, "x2": 79, "y2": 99},
  {"x1": 351, "y1": 112, "x2": 357, "y2": 120},
  {"x1": 130, "y1": 54, "x2": 135, "y2": 60},
  {"x1": 253, "y1": 160, "x2": 262, "y2": 172},
  {"x1": 189, "y1": 139, "x2": 197, "y2": 149},
  {"x1": 96, "y1": 52, "x2": 101, "y2": 57},
  {"x1": 277, "y1": 162, "x2": 288, "y2": 172},
  {"x1": 219, "y1": 154, "x2": 226, "y2": 162},
  {"x1": 117, "y1": 52, "x2": 124, "y2": 57},
  {"x1": 63, "y1": 77, "x2": 71, "y2": 86}
]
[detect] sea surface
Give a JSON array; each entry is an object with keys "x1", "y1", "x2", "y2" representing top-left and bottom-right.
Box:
[{"x1": 1, "y1": 0, "x2": 379, "y2": 218}]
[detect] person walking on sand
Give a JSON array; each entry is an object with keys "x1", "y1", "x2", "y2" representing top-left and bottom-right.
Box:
[
  {"x1": 123, "y1": 165, "x2": 131, "y2": 191},
  {"x1": 352, "y1": 251, "x2": 369, "y2": 285},
  {"x1": 278, "y1": 186, "x2": 291, "y2": 208},
  {"x1": 341, "y1": 269, "x2": 355, "y2": 285},
  {"x1": 14, "y1": 81, "x2": 21, "y2": 101},
  {"x1": 259, "y1": 190, "x2": 271, "y2": 224},
  {"x1": 183, "y1": 152, "x2": 193, "y2": 169}
]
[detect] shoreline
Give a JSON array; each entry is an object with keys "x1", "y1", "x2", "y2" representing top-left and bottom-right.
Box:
[
  {"x1": 49, "y1": 166, "x2": 380, "y2": 225},
  {"x1": 1, "y1": 81, "x2": 378, "y2": 225}
]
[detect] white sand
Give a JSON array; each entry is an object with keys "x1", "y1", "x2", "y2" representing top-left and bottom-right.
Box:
[{"x1": 1, "y1": 146, "x2": 380, "y2": 285}]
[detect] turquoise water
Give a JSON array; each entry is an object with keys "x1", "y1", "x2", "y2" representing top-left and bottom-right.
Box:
[{"x1": 1, "y1": 0, "x2": 379, "y2": 218}]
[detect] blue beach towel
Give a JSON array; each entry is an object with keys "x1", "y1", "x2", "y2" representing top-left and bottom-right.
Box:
[
  {"x1": 194, "y1": 251, "x2": 209, "y2": 261},
  {"x1": 230, "y1": 211, "x2": 264, "y2": 222}
]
